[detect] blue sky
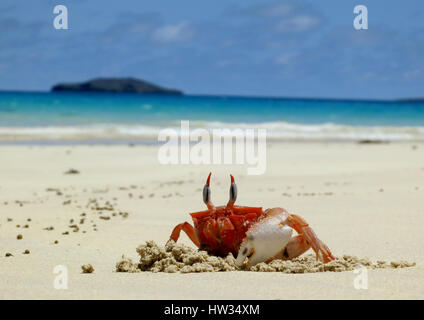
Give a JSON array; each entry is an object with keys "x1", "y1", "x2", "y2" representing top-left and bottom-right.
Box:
[{"x1": 1, "y1": 0, "x2": 423, "y2": 99}]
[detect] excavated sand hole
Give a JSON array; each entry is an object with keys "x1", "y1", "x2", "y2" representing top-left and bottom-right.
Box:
[{"x1": 116, "y1": 240, "x2": 416, "y2": 274}]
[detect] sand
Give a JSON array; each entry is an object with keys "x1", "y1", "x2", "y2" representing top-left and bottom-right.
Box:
[
  {"x1": 116, "y1": 240, "x2": 415, "y2": 273},
  {"x1": 0, "y1": 143, "x2": 424, "y2": 299}
]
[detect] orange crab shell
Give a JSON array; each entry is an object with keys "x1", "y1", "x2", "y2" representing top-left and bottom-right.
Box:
[{"x1": 190, "y1": 205, "x2": 264, "y2": 257}]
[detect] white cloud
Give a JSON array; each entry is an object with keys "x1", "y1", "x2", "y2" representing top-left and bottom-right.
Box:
[
  {"x1": 258, "y1": 3, "x2": 293, "y2": 17},
  {"x1": 403, "y1": 69, "x2": 422, "y2": 80},
  {"x1": 275, "y1": 53, "x2": 296, "y2": 65},
  {"x1": 152, "y1": 21, "x2": 194, "y2": 43},
  {"x1": 275, "y1": 15, "x2": 321, "y2": 33}
]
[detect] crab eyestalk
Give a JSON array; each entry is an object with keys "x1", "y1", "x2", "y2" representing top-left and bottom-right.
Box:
[
  {"x1": 203, "y1": 172, "x2": 215, "y2": 210},
  {"x1": 227, "y1": 174, "x2": 237, "y2": 209}
]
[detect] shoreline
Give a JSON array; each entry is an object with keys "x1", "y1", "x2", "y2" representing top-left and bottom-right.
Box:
[
  {"x1": 0, "y1": 138, "x2": 422, "y2": 146},
  {"x1": 1, "y1": 122, "x2": 423, "y2": 143}
]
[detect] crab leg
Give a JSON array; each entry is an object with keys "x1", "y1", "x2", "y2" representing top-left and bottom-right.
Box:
[
  {"x1": 168, "y1": 222, "x2": 200, "y2": 248},
  {"x1": 285, "y1": 213, "x2": 335, "y2": 263},
  {"x1": 268, "y1": 235, "x2": 310, "y2": 261}
]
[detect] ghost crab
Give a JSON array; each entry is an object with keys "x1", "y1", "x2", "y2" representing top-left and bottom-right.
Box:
[{"x1": 167, "y1": 173, "x2": 334, "y2": 267}]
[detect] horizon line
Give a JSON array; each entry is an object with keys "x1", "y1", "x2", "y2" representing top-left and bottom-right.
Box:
[{"x1": 0, "y1": 89, "x2": 423, "y2": 104}]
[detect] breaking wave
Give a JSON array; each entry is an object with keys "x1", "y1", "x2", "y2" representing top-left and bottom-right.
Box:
[{"x1": 0, "y1": 121, "x2": 423, "y2": 142}]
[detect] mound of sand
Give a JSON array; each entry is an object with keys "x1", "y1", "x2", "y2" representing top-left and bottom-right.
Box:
[{"x1": 116, "y1": 241, "x2": 416, "y2": 274}]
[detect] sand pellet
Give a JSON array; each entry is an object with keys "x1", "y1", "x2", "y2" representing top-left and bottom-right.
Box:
[
  {"x1": 116, "y1": 241, "x2": 416, "y2": 274},
  {"x1": 81, "y1": 264, "x2": 94, "y2": 273}
]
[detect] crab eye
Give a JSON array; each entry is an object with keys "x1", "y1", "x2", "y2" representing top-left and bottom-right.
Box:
[
  {"x1": 228, "y1": 174, "x2": 237, "y2": 204},
  {"x1": 242, "y1": 247, "x2": 248, "y2": 255},
  {"x1": 229, "y1": 183, "x2": 237, "y2": 203},
  {"x1": 203, "y1": 184, "x2": 211, "y2": 205}
]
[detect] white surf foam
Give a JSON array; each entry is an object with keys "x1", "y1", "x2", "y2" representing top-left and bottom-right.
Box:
[{"x1": 0, "y1": 121, "x2": 423, "y2": 142}]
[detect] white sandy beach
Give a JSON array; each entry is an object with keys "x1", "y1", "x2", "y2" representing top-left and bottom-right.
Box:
[{"x1": 0, "y1": 143, "x2": 423, "y2": 299}]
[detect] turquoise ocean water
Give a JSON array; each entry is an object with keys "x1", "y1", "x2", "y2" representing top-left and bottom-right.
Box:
[{"x1": 1, "y1": 91, "x2": 424, "y2": 142}]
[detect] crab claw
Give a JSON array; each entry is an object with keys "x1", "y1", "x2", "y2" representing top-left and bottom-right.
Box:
[
  {"x1": 235, "y1": 215, "x2": 293, "y2": 267},
  {"x1": 236, "y1": 208, "x2": 334, "y2": 267}
]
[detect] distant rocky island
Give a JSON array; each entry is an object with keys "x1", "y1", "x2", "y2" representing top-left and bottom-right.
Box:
[{"x1": 51, "y1": 77, "x2": 183, "y2": 95}]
